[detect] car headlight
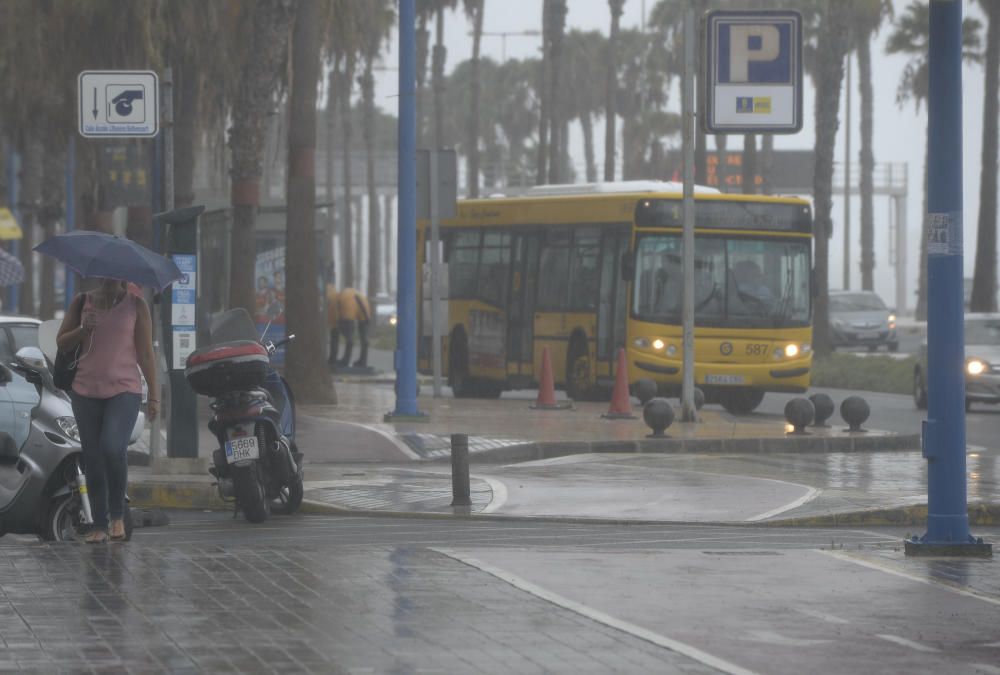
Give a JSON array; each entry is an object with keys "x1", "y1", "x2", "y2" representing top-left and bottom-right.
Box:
[
  {"x1": 967, "y1": 359, "x2": 989, "y2": 376},
  {"x1": 389, "y1": 315, "x2": 397, "y2": 326},
  {"x1": 56, "y1": 416, "x2": 80, "y2": 442},
  {"x1": 888, "y1": 314, "x2": 897, "y2": 329}
]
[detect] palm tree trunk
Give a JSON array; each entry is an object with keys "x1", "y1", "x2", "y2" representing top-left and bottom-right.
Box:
[
  {"x1": 971, "y1": 1, "x2": 999, "y2": 312},
  {"x1": 39, "y1": 141, "x2": 62, "y2": 320},
  {"x1": 741, "y1": 134, "x2": 757, "y2": 194},
  {"x1": 537, "y1": 0, "x2": 551, "y2": 185},
  {"x1": 811, "y1": 7, "x2": 851, "y2": 356},
  {"x1": 467, "y1": 0, "x2": 484, "y2": 197},
  {"x1": 714, "y1": 134, "x2": 727, "y2": 190},
  {"x1": 383, "y1": 194, "x2": 393, "y2": 295},
  {"x1": 604, "y1": 0, "x2": 624, "y2": 182},
  {"x1": 581, "y1": 112, "x2": 597, "y2": 182},
  {"x1": 858, "y1": 34, "x2": 876, "y2": 291},
  {"x1": 325, "y1": 60, "x2": 340, "y2": 283},
  {"x1": 17, "y1": 135, "x2": 41, "y2": 316},
  {"x1": 547, "y1": 1, "x2": 567, "y2": 184},
  {"x1": 229, "y1": 0, "x2": 295, "y2": 314},
  {"x1": 285, "y1": 0, "x2": 333, "y2": 403},
  {"x1": 340, "y1": 59, "x2": 356, "y2": 288},
  {"x1": 760, "y1": 133, "x2": 774, "y2": 194},
  {"x1": 361, "y1": 60, "x2": 380, "y2": 297},
  {"x1": 695, "y1": 126, "x2": 708, "y2": 185}
]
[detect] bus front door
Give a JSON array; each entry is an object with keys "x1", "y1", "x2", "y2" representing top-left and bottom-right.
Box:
[
  {"x1": 597, "y1": 231, "x2": 630, "y2": 379},
  {"x1": 507, "y1": 233, "x2": 540, "y2": 380}
]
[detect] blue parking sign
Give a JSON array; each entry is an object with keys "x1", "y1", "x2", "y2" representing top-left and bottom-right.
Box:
[{"x1": 704, "y1": 10, "x2": 803, "y2": 134}]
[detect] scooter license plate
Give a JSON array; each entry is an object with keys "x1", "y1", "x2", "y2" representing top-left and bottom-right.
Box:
[{"x1": 224, "y1": 436, "x2": 259, "y2": 463}]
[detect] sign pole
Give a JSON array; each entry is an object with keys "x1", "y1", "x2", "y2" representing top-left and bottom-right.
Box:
[
  {"x1": 680, "y1": 2, "x2": 697, "y2": 423},
  {"x1": 906, "y1": 0, "x2": 990, "y2": 556},
  {"x1": 430, "y1": 149, "x2": 442, "y2": 397}
]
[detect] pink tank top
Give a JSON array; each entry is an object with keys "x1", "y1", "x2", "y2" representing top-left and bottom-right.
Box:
[{"x1": 72, "y1": 292, "x2": 142, "y2": 399}]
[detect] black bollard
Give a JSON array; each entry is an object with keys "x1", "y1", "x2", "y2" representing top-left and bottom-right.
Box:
[{"x1": 450, "y1": 433, "x2": 472, "y2": 506}]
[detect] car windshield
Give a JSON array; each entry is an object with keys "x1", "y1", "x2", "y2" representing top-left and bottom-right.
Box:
[
  {"x1": 830, "y1": 293, "x2": 886, "y2": 312},
  {"x1": 632, "y1": 235, "x2": 811, "y2": 328},
  {"x1": 965, "y1": 318, "x2": 1000, "y2": 345}
]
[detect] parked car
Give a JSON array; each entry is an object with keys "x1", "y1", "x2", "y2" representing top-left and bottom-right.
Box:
[
  {"x1": 913, "y1": 313, "x2": 1000, "y2": 411},
  {"x1": 828, "y1": 290, "x2": 898, "y2": 352}
]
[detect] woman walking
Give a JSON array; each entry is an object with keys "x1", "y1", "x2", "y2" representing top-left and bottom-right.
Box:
[{"x1": 57, "y1": 279, "x2": 158, "y2": 543}]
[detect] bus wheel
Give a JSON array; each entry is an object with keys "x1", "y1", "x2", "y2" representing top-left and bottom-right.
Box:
[
  {"x1": 719, "y1": 388, "x2": 765, "y2": 415},
  {"x1": 449, "y1": 332, "x2": 474, "y2": 398},
  {"x1": 565, "y1": 341, "x2": 593, "y2": 401}
]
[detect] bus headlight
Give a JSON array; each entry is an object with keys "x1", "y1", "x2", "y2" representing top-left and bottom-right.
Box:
[
  {"x1": 784, "y1": 344, "x2": 800, "y2": 358},
  {"x1": 652, "y1": 338, "x2": 665, "y2": 351},
  {"x1": 967, "y1": 358, "x2": 988, "y2": 376},
  {"x1": 666, "y1": 344, "x2": 677, "y2": 357},
  {"x1": 633, "y1": 337, "x2": 650, "y2": 348}
]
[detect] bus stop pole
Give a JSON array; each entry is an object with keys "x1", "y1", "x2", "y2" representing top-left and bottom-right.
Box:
[
  {"x1": 430, "y1": 150, "x2": 442, "y2": 397},
  {"x1": 906, "y1": 0, "x2": 988, "y2": 556},
  {"x1": 390, "y1": 0, "x2": 423, "y2": 418},
  {"x1": 680, "y1": 2, "x2": 698, "y2": 423}
]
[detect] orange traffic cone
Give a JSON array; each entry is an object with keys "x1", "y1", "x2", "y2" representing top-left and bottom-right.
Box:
[
  {"x1": 602, "y1": 348, "x2": 636, "y2": 419},
  {"x1": 531, "y1": 346, "x2": 571, "y2": 410}
]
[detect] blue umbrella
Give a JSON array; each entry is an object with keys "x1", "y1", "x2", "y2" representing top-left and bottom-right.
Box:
[
  {"x1": 34, "y1": 231, "x2": 182, "y2": 291},
  {"x1": 0, "y1": 247, "x2": 24, "y2": 286}
]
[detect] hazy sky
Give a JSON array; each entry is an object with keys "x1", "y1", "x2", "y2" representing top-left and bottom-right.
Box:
[{"x1": 372, "y1": 0, "x2": 994, "y2": 312}]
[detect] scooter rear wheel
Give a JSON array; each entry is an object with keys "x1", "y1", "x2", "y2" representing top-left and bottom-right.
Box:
[{"x1": 234, "y1": 464, "x2": 270, "y2": 523}]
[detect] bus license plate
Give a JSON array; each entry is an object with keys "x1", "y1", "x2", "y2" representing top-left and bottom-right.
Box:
[
  {"x1": 705, "y1": 374, "x2": 745, "y2": 385},
  {"x1": 225, "y1": 436, "x2": 259, "y2": 463}
]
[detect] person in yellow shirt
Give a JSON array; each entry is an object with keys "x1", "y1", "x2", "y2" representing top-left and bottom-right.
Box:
[
  {"x1": 326, "y1": 284, "x2": 341, "y2": 367},
  {"x1": 337, "y1": 287, "x2": 372, "y2": 368}
]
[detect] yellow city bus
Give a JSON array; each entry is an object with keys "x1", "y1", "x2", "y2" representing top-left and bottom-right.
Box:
[{"x1": 416, "y1": 181, "x2": 814, "y2": 414}]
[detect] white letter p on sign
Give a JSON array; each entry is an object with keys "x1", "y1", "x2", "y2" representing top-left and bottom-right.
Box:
[{"x1": 729, "y1": 25, "x2": 780, "y2": 82}]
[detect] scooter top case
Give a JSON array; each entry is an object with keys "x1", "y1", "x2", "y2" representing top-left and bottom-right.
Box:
[{"x1": 185, "y1": 341, "x2": 268, "y2": 398}]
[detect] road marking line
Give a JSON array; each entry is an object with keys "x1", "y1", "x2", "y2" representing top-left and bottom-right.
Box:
[
  {"x1": 742, "y1": 630, "x2": 832, "y2": 647},
  {"x1": 969, "y1": 664, "x2": 1000, "y2": 675},
  {"x1": 876, "y1": 634, "x2": 939, "y2": 653},
  {"x1": 432, "y1": 547, "x2": 758, "y2": 675},
  {"x1": 746, "y1": 486, "x2": 821, "y2": 522},
  {"x1": 817, "y1": 550, "x2": 1000, "y2": 607},
  {"x1": 794, "y1": 608, "x2": 851, "y2": 625}
]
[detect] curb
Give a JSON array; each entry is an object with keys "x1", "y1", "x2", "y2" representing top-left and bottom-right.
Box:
[
  {"x1": 451, "y1": 433, "x2": 922, "y2": 464},
  {"x1": 130, "y1": 484, "x2": 1000, "y2": 531}
]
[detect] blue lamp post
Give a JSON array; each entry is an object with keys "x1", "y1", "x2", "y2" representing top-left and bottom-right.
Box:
[{"x1": 906, "y1": 0, "x2": 991, "y2": 557}]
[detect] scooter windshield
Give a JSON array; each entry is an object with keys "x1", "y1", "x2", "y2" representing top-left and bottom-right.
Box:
[{"x1": 208, "y1": 308, "x2": 258, "y2": 344}]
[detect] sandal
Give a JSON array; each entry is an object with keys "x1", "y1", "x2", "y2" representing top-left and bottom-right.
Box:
[
  {"x1": 109, "y1": 519, "x2": 127, "y2": 541},
  {"x1": 84, "y1": 530, "x2": 108, "y2": 544}
]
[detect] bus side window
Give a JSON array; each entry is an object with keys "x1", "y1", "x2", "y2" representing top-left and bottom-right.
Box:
[
  {"x1": 570, "y1": 231, "x2": 600, "y2": 310},
  {"x1": 538, "y1": 231, "x2": 572, "y2": 310},
  {"x1": 480, "y1": 232, "x2": 511, "y2": 307},
  {"x1": 448, "y1": 231, "x2": 481, "y2": 299}
]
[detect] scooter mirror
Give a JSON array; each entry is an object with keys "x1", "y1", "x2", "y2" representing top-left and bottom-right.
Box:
[{"x1": 15, "y1": 347, "x2": 46, "y2": 373}]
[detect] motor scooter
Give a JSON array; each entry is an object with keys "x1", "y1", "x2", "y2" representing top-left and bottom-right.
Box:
[
  {"x1": 184, "y1": 306, "x2": 303, "y2": 523},
  {"x1": 0, "y1": 346, "x2": 136, "y2": 541}
]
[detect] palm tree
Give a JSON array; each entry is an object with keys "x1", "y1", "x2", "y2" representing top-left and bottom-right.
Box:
[
  {"x1": 564, "y1": 31, "x2": 607, "y2": 182},
  {"x1": 464, "y1": 0, "x2": 485, "y2": 196},
  {"x1": 809, "y1": 3, "x2": 853, "y2": 356},
  {"x1": 358, "y1": 1, "x2": 395, "y2": 296},
  {"x1": 741, "y1": 134, "x2": 757, "y2": 194},
  {"x1": 536, "y1": 0, "x2": 552, "y2": 184},
  {"x1": 605, "y1": 0, "x2": 626, "y2": 182},
  {"x1": 228, "y1": 0, "x2": 296, "y2": 314},
  {"x1": 851, "y1": 0, "x2": 893, "y2": 291},
  {"x1": 546, "y1": 0, "x2": 568, "y2": 184},
  {"x1": 971, "y1": 0, "x2": 999, "y2": 312},
  {"x1": 431, "y1": 0, "x2": 459, "y2": 149},
  {"x1": 616, "y1": 29, "x2": 676, "y2": 180},
  {"x1": 886, "y1": 2, "x2": 982, "y2": 319},
  {"x1": 285, "y1": 0, "x2": 334, "y2": 403}
]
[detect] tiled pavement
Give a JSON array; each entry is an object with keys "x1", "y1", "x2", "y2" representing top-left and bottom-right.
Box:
[{"x1": 0, "y1": 541, "x2": 716, "y2": 674}]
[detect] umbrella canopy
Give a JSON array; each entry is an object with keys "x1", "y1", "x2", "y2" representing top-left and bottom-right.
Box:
[
  {"x1": 0, "y1": 247, "x2": 24, "y2": 286},
  {"x1": 34, "y1": 231, "x2": 182, "y2": 291}
]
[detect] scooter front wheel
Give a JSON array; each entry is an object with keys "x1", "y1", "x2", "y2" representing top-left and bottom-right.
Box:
[{"x1": 42, "y1": 495, "x2": 134, "y2": 542}]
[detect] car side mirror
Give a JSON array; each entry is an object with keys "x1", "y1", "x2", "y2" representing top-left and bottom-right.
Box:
[
  {"x1": 620, "y1": 251, "x2": 635, "y2": 282},
  {"x1": 0, "y1": 431, "x2": 18, "y2": 461}
]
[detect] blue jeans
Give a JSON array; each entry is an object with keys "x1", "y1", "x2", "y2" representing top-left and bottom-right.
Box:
[{"x1": 70, "y1": 392, "x2": 140, "y2": 529}]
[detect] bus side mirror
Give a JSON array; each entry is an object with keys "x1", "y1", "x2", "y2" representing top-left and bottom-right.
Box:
[{"x1": 620, "y1": 251, "x2": 634, "y2": 282}]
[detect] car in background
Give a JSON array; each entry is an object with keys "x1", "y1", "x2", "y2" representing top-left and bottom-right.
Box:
[
  {"x1": 913, "y1": 313, "x2": 1000, "y2": 411},
  {"x1": 828, "y1": 290, "x2": 898, "y2": 352}
]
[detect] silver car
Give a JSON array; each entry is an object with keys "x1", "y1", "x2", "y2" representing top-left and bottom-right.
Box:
[
  {"x1": 828, "y1": 290, "x2": 898, "y2": 352},
  {"x1": 913, "y1": 313, "x2": 1000, "y2": 411}
]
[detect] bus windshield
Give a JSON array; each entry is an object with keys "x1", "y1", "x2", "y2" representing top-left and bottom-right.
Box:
[{"x1": 633, "y1": 235, "x2": 811, "y2": 329}]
